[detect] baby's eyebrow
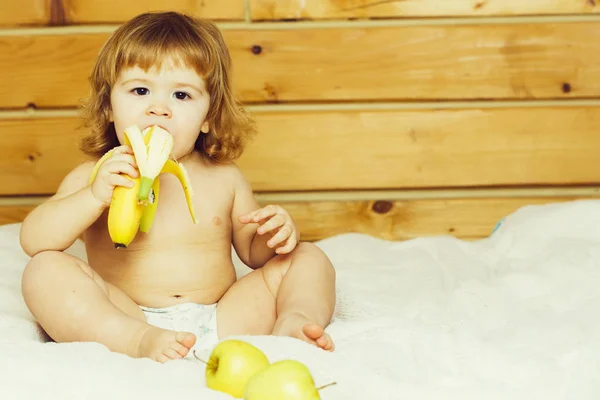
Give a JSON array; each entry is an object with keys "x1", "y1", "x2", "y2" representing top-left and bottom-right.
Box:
[
  {"x1": 120, "y1": 78, "x2": 203, "y2": 93},
  {"x1": 121, "y1": 78, "x2": 152, "y2": 86},
  {"x1": 174, "y1": 82, "x2": 203, "y2": 93}
]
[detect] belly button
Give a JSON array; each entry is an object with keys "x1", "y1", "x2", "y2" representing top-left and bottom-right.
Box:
[{"x1": 173, "y1": 295, "x2": 182, "y2": 299}]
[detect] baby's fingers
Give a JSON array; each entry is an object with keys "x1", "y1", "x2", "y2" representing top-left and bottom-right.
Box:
[
  {"x1": 113, "y1": 144, "x2": 134, "y2": 155},
  {"x1": 267, "y1": 225, "x2": 292, "y2": 248},
  {"x1": 252, "y1": 205, "x2": 278, "y2": 222},
  {"x1": 109, "y1": 174, "x2": 135, "y2": 188},
  {"x1": 105, "y1": 161, "x2": 139, "y2": 179},
  {"x1": 275, "y1": 233, "x2": 297, "y2": 254},
  {"x1": 238, "y1": 210, "x2": 259, "y2": 224},
  {"x1": 257, "y1": 214, "x2": 284, "y2": 235},
  {"x1": 109, "y1": 153, "x2": 138, "y2": 169}
]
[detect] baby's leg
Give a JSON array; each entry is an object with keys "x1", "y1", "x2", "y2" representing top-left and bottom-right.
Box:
[
  {"x1": 217, "y1": 242, "x2": 336, "y2": 351},
  {"x1": 21, "y1": 250, "x2": 196, "y2": 363}
]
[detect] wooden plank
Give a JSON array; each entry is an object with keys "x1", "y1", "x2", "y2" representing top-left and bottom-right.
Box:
[
  {"x1": 0, "y1": 1, "x2": 48, "y2": 27},
  {"x1": 285, "y1": 197, "x2": 592, "y2": 241},
  {"x1": 2, "y1": 22, "x2": 600, "y2": 107},
  {"x1": 231, "y1": 22, "x2": 600, "y2": 102},
  {"x1": 0, "y1": 206, "x2": 32, "y2": 226},
  {"x1": 2, "y1": 105, "x2": 600, "y2": 195},
  {"x1": 237, "y1": 105, "x2": 600, "y2": 191},
  {"x1": 250, "y1": 0, "x2": 599, "y2": 20},
  {"x1": 0, "y1": 0, "x2": 245, "y2": 27},
  {"x1": 1, "y1": 196, "x2": 594, "y2": 241},
  {"x1": 61, "y1": 0, "x2": 246, "y2": 24},
  {"x1": 0, "y1": 117, "x2": 86, "y2": 196}
]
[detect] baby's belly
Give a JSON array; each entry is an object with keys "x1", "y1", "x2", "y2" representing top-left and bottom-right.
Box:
[{"x1": 89, "y1": 245, "x2": 238, "y2": 308}]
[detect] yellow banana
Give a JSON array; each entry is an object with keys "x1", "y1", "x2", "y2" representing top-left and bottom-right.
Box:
[
  {"x1": 88, "y1": 152, "x2": 146, "y2": 248},
  {"x1": 135, "y1": 159, "x2": 197, "y2": 232},
  {"x1": 160, "y1": 159, "x2": 198, "y2": 224},
  {"x1": 139, "y1": 178, "x2": 160, "y2": 233},
  {"x1": 87, "y1": 124, "x2": 198, "y2": 248},
  {"x1": 107, "y1": 178, "x2": 144, "y2": 248},
  {"x1": 124, "y1": 125, "x2": 173, "y2": 202}
]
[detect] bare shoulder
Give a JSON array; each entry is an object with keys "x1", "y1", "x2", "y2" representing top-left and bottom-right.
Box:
[
  {"x1": 51, "y1": 160, "x2": 96, "y2": 200},
  {"x1": 197, "y1": 159, "x2": 249, "y2": 189},
  {"x1": 216, "y1": 161, "x2": 253, "y2": 193},
  {"x1": 217, "y1": 161, "x2": 246, "y2": 181}
]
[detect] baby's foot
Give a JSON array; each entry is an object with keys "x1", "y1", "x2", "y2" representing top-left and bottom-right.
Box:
[
  {"x1": 272, "y1": 312, "x2": 335, "y2": 352},
  {"x1": 137, "y1": 326, "x2": 197, "y2": 363}
]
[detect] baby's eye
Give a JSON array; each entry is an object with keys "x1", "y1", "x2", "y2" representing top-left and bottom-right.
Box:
[
  {"x1": 132, "y1": 87, "x2": 148, "y2": 96},
  {"x1": 174, "y1": 91, "x2": 191, "y2": 100}
]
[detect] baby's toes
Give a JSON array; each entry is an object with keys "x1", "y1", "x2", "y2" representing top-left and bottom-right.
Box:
[
  {"x1": 317, "y1": 334, "x2": 335, "y2": 351},
  {"x1": 316, "y1": 336, "x2": 328, "y2": 348},
  {"x1": 163, "y1": 348, "x2": 183, "y2": 361},
  {"x1": 325, "y1": 336, "x2": 335, "y2": 351},
  {"x1": 172, "y1": 341, "x2": 191, "y2": 358},
  {"x1": 156, "y1": 353, "x2": 170, "y2": 364},
  {"x1": 176, "y1": 332, "x2": 197, "y2": 350}
]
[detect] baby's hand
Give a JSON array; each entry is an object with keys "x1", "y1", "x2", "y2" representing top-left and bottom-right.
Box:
[
  {"x1": 239, "y1": 205, "x2": 299, "y2": 254},
  {"x1": 90, "y1": 145, "x2": 139, "y2": 206}
]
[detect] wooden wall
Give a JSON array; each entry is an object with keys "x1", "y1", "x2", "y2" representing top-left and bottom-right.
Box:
[{"x1": 1, "y1": 1, "x2": 600, "y2": 241}]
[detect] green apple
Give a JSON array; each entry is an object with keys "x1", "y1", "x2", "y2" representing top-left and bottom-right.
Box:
[
  {"x1": 201, "y1": 339, "x2": 270, "y2": 398},
  {"x1": 244, "y1": 359, "x2": 328, "y2": 400}
]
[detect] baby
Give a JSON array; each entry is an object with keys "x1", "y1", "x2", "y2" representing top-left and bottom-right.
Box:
[{"x1": 19, "y1": 11, "x2": 336, "y2": 363}]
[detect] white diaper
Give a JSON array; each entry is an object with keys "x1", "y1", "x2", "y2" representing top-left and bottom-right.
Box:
[{"x1": 140, "y1": 302, "x2": 220, "y2": 355}]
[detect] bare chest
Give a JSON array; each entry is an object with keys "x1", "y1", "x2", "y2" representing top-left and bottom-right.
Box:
[
  {"x1": 82, "y1": 172, "x2": 237, "y2": 305},
  {"x1": 83, "y1": 169, "x2": 238, "y2": 275}
]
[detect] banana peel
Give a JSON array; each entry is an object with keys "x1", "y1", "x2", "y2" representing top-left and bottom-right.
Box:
[
  {"x1": 139, "y1": 177, "x2": 159, "y2": 233},
  {"x1": 160, "y1": 159, "x2": 198, "y2": 224},
  {"x1": 107, "y1": 178, "x2": 144, "y2": 248}
]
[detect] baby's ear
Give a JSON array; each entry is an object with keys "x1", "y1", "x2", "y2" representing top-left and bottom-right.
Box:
[{"x1": 200, "y1": 121, "x2": 209, "y2": 133}]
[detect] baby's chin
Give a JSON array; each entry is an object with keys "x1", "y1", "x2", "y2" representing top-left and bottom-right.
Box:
[{"x1": 171, "y1": 147, "x2": 198, "y2": 162}]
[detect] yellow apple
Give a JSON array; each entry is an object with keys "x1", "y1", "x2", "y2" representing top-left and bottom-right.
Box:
[
  {"x1": 202, "y1": 339, "x2": 270, "y2": 398},
  {"x1": 244, "y1": 359, "x2": 325, "y2": 400}
]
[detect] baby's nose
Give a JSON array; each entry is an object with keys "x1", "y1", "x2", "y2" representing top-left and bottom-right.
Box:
[{"x1": 147, "y1": 104, "x2": 171, "y2": 117}]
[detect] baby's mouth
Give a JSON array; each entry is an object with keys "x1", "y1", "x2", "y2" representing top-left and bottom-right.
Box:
[{"x1": 143, "y1": 124, "x2": 170, "y2": 134}]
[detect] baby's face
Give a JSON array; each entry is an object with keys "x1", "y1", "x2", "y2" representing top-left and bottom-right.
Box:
[{"x1": 110, "y1": 58, "x2": 210, "y2": 160}]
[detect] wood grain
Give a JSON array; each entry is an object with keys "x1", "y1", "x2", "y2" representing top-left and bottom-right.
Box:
[
  {"x1": 0, "y1": 0, "x2": 245, "y2": 27},
  {"x1": 2, "y1": 22, "x2": 600, "y2": 108},
  {"x1": 62, "y1": 0, "x2": 246, "y2": 23},
  {"x1": 1, "y1": 196, "x2": 594, "y2": 241},
  {"x1": 250, "y1": 0, "x2": 599, "y2": 20},
  {"x1": 2, "y1": 105, "x2": 600, "y2": 195},
  {"x1": 0, "y1": 206, "x2": 33, "y2": 227},
  {"x1": 284, "y1": 197, "x2": 591, "y2": 241},
  {"x1": 231, "y1": 22, "x2": 600, "y2": 102},
  {"x1": 0, "y1": 117, "x2": 86, "y2": 196},
  {"x1": 236, "y1": 105, "x2": 600, "y2": 191},
  {"x1": 0, "y1": 0, "x2": 48, "y2": 27}
]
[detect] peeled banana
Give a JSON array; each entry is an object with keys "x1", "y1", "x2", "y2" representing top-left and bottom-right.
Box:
[
  {"x1": 124, "y1": 125, "x2": 173, "y2": 202},
  {"x1": 88, "y1": 125, "x2": 198, "y2": 248}
]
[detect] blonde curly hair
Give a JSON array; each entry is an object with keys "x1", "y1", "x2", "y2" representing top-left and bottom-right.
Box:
[{"x1": 79, "y1": 11, "x2": 255, "y2": 163}]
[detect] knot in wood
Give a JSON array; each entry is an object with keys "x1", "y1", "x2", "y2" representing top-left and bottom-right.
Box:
[{"x1": 372, "y1": 200, "x2": 393, "y2": 214}]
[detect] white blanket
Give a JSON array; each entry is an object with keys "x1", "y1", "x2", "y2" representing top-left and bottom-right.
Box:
[{"x1": 1, "y1": 200, "x2": 600, "y2": 399}]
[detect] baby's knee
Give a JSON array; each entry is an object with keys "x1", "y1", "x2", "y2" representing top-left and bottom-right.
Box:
[
  {"x1": 295, "y1": 242, "x2": 335, "y2": 273},
  {"x1": 23, "y1": 250, "x2": 66, "y2": 274},
  {"x1": 22, "y1": 251, "x2": 91, "y2": 293},
  {"x1": 22, "y1": 250, "x2": 64, "y2": 296},
  {"x1": 295, "y1": 242, "x2": 324, "y2": 257}
]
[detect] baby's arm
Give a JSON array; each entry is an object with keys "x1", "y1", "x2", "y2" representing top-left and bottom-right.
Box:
[
  {"x1": 20, "y1": 144, "x2": 138, "y2": 256},
  {"x1": 20, "y1": 162, "x2": 105, "y2": 257},
  {"x1": 229, "y1": 165, "x2": 276, "y2": 269}
]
